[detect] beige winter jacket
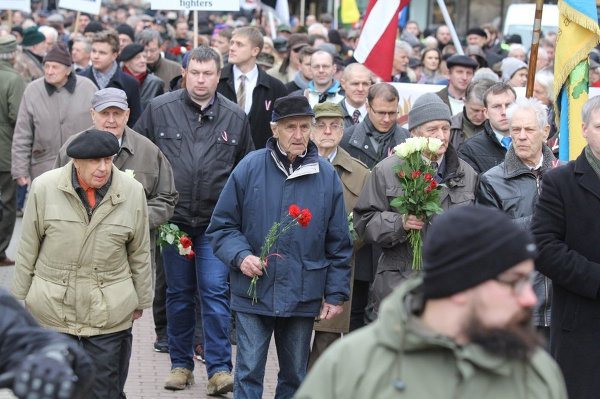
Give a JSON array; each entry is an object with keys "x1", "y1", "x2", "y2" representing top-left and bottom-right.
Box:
[{"x1": 12, "y1": 163, "x2": 153, "y2": 336}]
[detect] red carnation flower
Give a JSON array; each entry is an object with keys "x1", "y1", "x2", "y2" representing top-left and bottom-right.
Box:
[
  {"x1": 398, "y1": 171, "x2": 405, "y2": 178},
  {"x1": 298, "y1": 208, "x2": 312, "y2": 228},
  {"x1": 185, "y1": 249, "x2": 195, "y2": 260},
  {"x1": 180, "y1": 236, "x2": 192, "y2": 249},
  {"x1": 289, "y1": 204, "x2": 301, "y2": 218},
  {"x1": 424, "y1": 172, "x2": 433, "y2": 182},
  {"x1": 411, "y1": 170, "x2": 422, "y2": 179}
]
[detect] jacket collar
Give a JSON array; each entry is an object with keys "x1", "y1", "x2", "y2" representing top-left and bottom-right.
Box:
[
  {"x1": 44, "y1": 71, "x2": 77, "y2": 96},
  {"x1": 221, "y1": 63, "x2": 274, "y2": 91},
  {"x1": 266, "y1": 137, "x2": 320, "y2": 179},
  {"x1": 439, "y1": 144, "x2": 466, "y2": 188},
  {"x1": 482, "y1": 120, "x2": 505, "y2": 149},
  {"x1": 503, "y1": 145, "x2": 557, "y2": 179},
  {"x1": 348, "y1": 117, "x2": 406, "y2": 157},
  {"x1": 58, "y1": 162, "x2": 127, "y2": 207},
  {"x1": 575, "y1": 149, "x2": 600, "y2": 201}
]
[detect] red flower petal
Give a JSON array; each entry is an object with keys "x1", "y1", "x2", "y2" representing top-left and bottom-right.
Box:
[
  {"x1": 185, "y1": 249, "x2": 195, "y2": 260},
  {"x1": 298, "y1": 208, "x2": 312, "y2": 227},
  {"x1": 180, "y1": 236, "x2": 192, "y2": 249},
  {"x1": 288, "y1": 204, "x2": 301, "y2": 218}
]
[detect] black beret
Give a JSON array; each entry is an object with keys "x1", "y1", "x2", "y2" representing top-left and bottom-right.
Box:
[
  {"x1": 272, "y1": 95, "x2": 315, "y2": 122},
  {"x1": 118, "y1": 43, "x2": 144, "y2": 63},
  {"x1": 67, "y1": 129, "x2": 119, "y2": 159},
  {"x1": 446, "y1": 54, "x2": 479, "y2": 70},
  {"x1": 116, "y1": 24, "x2": 135, "y2": 42},
  {"x1": 466, "y1": 27, "x2": 487, "y2": 38}
]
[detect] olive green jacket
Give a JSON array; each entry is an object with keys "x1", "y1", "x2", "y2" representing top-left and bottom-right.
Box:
[
  {"x1": 296, "y1": 277, "x2": 568, "y2": 399},
  {"x1": 0, "y1": 60, "x2": 25, "y2": 172}
]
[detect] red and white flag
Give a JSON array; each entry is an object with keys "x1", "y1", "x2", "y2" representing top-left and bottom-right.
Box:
[{"x1": 354, "y1": 0, "x2": 409, "y2": 81}]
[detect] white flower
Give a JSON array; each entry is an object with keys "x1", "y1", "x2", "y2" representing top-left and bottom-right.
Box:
[
  {"x1": 412, "y1": 137, "x2": 428, "y2": 151},
  {"x1": 395, "y1": 143, "x2": 410, "y2": 158},
  {"x1": 427, "y1": 138, "x2": 444, "y2": 153},
  {"x1": 178, "y1": 244, "x2": 193, "y2": 256},
  {"x1": 124, "y1": 169, "x2": 136, "y2": 179}
]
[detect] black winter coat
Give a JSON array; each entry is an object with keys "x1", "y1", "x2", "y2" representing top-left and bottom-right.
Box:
[
  {"x1": 458, "y1": 120, "x2": 507, "y2": 174},
  {"x1": 217, "y1": 64, "x2": 288, "y2": 149},
  {"x1": 477, "y1": 145, "x2": 558, "y2": 327},
  {"x1": 531, "y1": 150, "x2": 600, "y2": 399},
  {"x1": 78, "y1": 66, "x2": 142, "y2": 128},
  {"x1": 339, "y1": 118, "x2": 409, "y2": 169},
  {"x1": 133, "y1": 90, "x2": 254, "y2": 228}
]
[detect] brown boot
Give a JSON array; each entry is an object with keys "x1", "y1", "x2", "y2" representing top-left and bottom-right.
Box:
[
  {"x1": 164, "y1": 368, "x2": 194, "y2": 390},
  {"x1": 207, "y1": 371, "x2": 233, "y2": 396}
]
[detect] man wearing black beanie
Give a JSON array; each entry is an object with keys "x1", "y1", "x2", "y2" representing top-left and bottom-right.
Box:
[{"x1": 296, "y1": 205, "x2": 568, "y2": 399}]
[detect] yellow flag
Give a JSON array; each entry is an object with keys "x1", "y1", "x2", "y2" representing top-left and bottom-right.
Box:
[{"x1": 341, "y1": 0, "x2": 360, "y2": 24}]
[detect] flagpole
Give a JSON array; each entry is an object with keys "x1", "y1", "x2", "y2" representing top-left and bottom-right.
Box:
[
  {"x1": 300, "y1": 0, "x2": 306, "y2": 25},
  {"x1": 435, "y1": 0, "x2": 464, "y2": 55},
  {"x1": 526, "y1": 0, "x2": 544, "y2": 98},
  {"x1": 333, "y1": 0, "x2": 340, "y2": 29},
  {"x1": 73, "y1": 11, "x2": 81, "y2": 36},
  {"x1": 193, "y1": 10, "x2": 198, "y2": 48}
]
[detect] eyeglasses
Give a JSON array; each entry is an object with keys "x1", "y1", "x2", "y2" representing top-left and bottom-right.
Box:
[
  {"x1": 315, "y1": 122, "x2": 342, "y2": 131},
  {"x1": 369, "y1": 105, "x2": 399, "y2": 118},
  {"x1": 494, "y1": 273, "x2": 535, "y2": 295}
]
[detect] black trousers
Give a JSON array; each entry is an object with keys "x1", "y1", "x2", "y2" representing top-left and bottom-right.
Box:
[
  {"x1": 66, "y1": 328, "x2": 132, "y2": 399},
  {"x1": 153, "y1": 248, "x2": 167, "y2": 337},
  {"x1": 0, "y1": 172, "x2": 16, "y2": 259}
]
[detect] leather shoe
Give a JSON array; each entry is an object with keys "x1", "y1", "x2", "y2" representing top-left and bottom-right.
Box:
[{"x1": 0, "y1": 257, "x2": 15, "y2": 266}]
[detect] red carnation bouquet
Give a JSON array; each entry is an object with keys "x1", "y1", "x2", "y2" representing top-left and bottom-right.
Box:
[
  {"x1": 391, "y1": 137, "x2": 444, "y2": 270},
  {"x1": 248, "y1": 204, "x2": 312, "y2": 304},
  {"x1": 157, "y1": 223, "x2": 195, "y2": 260}
]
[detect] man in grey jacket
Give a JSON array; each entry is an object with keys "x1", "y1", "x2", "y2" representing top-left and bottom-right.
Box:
[
  {"x1": 477, "y1": 97, "x2": 559, "y2": 342},
  {"x1": 353, "y1": 93, "x2": 477, "y2": 319}
]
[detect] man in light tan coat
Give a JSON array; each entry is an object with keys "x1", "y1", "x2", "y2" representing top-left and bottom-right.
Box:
[{"x1": 12, "y1": 129, "x2": 153, "y2": 399}]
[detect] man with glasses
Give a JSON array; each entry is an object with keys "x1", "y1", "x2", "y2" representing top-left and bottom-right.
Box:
[
  {"x1": 207, "y1": 95, "x2": 352, "y2": 399},
  {"x1": 353, "y1": 93, "x2": 477, "y2": 319},
  {"x1": 340, "y1": 83, "x2": 409, "y2": 169},
  {"x1": 296, "y1": 205, "x2": 567, "y2": 399},
  {"x1": 532, "y1": 96, "x2": 600, "y2": 399},
  {"x1": 307, "y1": 102, "x2": 370, "y2": 367}
]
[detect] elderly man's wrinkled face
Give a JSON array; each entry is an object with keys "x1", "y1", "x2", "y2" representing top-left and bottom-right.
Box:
[
  {"x1": 510, "y1": 107, "x2": 549, "y2": 167},
  {"x1": 465, "y1": 99, "x2": 487, "y2": 125},
  {"x1": 311, "y1": 117, "x2": 344, "y2": 153},
  {"x1": 412, "y1": 119, "x2": 451, "y2": 158},
  {"x1": 272, "y1": 116, "x2": 313, "y2": 161},
  {"x1": 73, "y1": 156, "x2": 113, "y2": 188},
  {"x1": 91, "y1": 106, "x2": 130, "y2": 139},
  {"x1": 44, "y1": 61, "x2": 71, "y2": 87}
]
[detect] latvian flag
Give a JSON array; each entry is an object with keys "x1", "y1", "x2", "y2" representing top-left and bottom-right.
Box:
[{"x1": 354, "y1": 0, "x2": 409, "y2": 81}]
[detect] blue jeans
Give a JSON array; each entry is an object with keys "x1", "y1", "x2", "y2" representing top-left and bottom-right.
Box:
[
  {"x1": 234, "y1": 312, "x2": 313, "y2": 399},
  {"x1": 163, "y1": 229, "x2": 232, "y2": 376}
]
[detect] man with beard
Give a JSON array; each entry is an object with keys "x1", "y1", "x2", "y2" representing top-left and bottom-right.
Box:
[{"x1": 296, "y1": 205, "x2": 567, "y2": 399}]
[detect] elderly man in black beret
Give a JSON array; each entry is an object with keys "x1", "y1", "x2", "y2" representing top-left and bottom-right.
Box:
[
  {"x1": 12, "y1": 129, "x2": 153, "y2": 399},
  {"x1": 436, "y1": 54, "x2": 479, "y2": 115},
  {"x1": 118, "y1": 43, "x2": 164, "y2": 110}
]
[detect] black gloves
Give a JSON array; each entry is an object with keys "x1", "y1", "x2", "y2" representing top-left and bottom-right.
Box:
[{"x1": 12, "y1": 348, "x2": 79, "y2": 399}]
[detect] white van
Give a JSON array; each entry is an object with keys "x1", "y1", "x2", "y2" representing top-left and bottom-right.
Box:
[{"x1": 503, "y1": 3, "x2": 559, "y2": 49}]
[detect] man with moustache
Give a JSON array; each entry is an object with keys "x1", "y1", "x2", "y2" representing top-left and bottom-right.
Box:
[{"x1": 296, "y1": 205, "x2": 568, "y2": 399}]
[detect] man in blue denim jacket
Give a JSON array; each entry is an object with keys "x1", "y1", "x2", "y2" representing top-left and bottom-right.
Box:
[{"x1": 207, "y1": 95, "x2": 352, "y2": 399}]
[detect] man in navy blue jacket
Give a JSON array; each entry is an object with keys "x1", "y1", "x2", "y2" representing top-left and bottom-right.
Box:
[{"x1": 207, "y1": 95, "x2": 352, "y2": 399}]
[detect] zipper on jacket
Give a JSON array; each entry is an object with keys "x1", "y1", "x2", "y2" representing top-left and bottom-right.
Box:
[{"x1": 543, "y1": 275, "x2": 550, "y2": 327}]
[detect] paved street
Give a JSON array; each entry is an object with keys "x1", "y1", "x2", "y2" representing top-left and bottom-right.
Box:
[{"x1": 0, "y1": 218, "x2": 281, "y2": 399}]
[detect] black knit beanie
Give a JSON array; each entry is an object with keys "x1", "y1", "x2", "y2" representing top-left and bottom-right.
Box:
[{"x1": 422, "y1": 205, "x2": 537, "y2": 299}]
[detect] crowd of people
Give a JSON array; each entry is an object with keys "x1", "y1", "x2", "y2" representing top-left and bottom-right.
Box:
[{"x1": 1, "y1": 3, "x2": 600, "y2": 399}]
